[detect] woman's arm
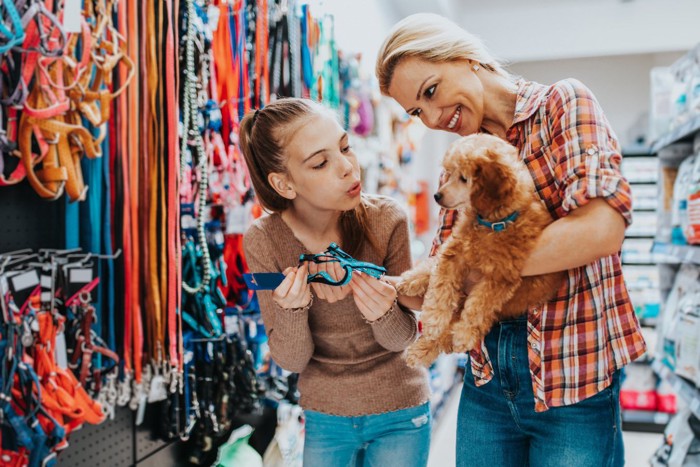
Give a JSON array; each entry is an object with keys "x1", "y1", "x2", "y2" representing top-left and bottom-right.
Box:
[
  {"x1": 520, "y1": 79, "x2": 632, "y2": 277},
  {"x1": 521, "y1": 199, "x2": 626, "y2": 276}
]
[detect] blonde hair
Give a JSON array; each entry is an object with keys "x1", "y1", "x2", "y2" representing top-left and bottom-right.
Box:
[
  {"x1": 239, "y1": 98, "x2": 375, "y2": 256},
  {"x1": 375, "y1": 13, "x2": 510, "y2": 95}
]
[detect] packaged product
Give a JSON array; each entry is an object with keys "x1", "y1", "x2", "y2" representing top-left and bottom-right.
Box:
[{"x1": 671, "y1": 155, "x2": 696, "y2": 244}]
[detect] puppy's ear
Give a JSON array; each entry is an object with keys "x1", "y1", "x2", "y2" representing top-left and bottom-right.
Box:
[{"x1": 471, "y1": 151, "x2": 516, "y2": 205}]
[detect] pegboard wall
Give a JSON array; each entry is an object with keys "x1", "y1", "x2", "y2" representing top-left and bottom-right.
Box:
[
  {"x1": 0, "y1": 183, "x2": 179, "y2": 466},
  {"x1": 0, "y1": 182, "x2": 64, "y2": 252}
]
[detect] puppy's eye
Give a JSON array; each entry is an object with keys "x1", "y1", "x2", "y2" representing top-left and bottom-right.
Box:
[{"x1": 459, "y1": 175, "x2": 468, "y2": 183}]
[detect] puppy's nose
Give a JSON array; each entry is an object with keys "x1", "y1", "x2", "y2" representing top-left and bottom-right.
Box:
[{"x1": 434, "y1": 192, "x2": 443, "y2": 202}]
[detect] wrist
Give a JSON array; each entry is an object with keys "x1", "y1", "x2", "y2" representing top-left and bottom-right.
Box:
[{"x1": 277, "y1": 293, "x2": 314, "y2": 313}]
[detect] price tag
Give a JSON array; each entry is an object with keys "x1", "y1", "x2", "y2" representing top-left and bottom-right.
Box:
[
  {"x1": 55, "y1": 331, "x2": 68, "y2": 369},
  {"x1": 69, "y1": 267, "x2": 93, "y2": 284},
  {"x1": 63, "y1": 0, "x2": 83, "y2": 33},
  {"x1": 10, "y1": 270, "x2": 40, "y2": 293}
]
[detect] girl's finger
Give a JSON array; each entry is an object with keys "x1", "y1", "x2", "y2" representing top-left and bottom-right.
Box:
[
  {"x1": 274, "y1": 268, "x2": 297, "y2": 297},
  {"x1": 289, "y1": 263, "x2": 307, "y2": 297}
]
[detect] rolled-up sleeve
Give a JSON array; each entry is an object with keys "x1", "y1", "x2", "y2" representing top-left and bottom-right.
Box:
[{"x1": 548, "y1": 79, "x2": 633, "y2": 226}]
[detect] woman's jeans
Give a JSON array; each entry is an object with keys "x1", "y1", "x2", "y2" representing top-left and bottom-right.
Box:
[
  {"x1": 303, "y1": 401, "x2": 431, "y2": 467},
  {"x1": 457, "y1": 317, "x2": 624, "y2": 467}
]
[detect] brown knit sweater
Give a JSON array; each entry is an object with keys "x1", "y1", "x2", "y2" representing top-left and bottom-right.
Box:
[{"x1": 243, "y1": 195, "x2": 429, "y2": 416}]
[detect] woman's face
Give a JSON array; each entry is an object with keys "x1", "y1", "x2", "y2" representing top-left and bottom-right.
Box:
[
  {"x1": 276, "y1": 112, "x2": 362, "y2": 212},
  {"x1": 388, "y1": 57, "x2": 484, "y2": 136}
]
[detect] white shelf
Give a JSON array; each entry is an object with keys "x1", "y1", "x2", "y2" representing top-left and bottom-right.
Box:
[
  {"x1": 651, "y1": 112, "x2": 700, "y2": 154},
  {"x1": 651, "y1": 242, "x2": 700, "y2": 265}
]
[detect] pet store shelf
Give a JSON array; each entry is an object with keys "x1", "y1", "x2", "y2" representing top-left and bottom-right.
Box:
[
  {"x1": 628, "y1": 180, "x2": 658, "y2": 186},
  {"x1": 622, "y1": 145, "x2": 652, "y2": 158},
  {"x1": 652, "y1": 359, "x2": 700, "y2": 420},
  {"x1": 651, "y1": 112, "x2": 700, "y2": 154},
  {"x1": 621, "y1": 409, "x2": 671, "y2": 433},
  {"x1": 651, "y1": 242, "x2": 700, "y2": 265}
]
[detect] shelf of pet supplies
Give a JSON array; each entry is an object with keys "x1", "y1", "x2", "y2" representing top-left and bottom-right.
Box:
[
  {"x1": 622, "y1": 145, "x2": 653, "y2": 158},
  {"x1": 651, "y1": 112, "x2": 700, "y2": 154},
  {"x1": 628, "y1": 180, "x2": 658, "y2": 186},
  {"x1": 621, "y1": 409, "x2": 672, "y2": 433},
  {"x1": 625, "y1": 233, "x2": 657, "y2": 240},
  {"x1": 651, "y1": 242, "x2": 700, "y2": 265},
  {"x1": 652, "y1": 359, "x2": 700, "y2": 420},
  {"x1": 632, "y1": 208, "x2": 657, "y2": 213}
]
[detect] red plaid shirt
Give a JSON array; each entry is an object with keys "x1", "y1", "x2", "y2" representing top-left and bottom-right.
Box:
[{"x1": 431, "y1": 79, "x2": 646, "y2": 411}]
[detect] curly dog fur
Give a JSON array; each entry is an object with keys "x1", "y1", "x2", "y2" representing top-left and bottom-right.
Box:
[{"x1": 398, "y1": 134, "x2": 564, "y2": 368}]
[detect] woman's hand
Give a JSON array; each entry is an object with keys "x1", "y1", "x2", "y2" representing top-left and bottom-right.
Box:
[
  {"x1": 273, "y1": 263, "x2": 312, "y2": 310},
  {"x1": 349, "y1": 272, "x2": 398, "y2": 322},
  {"x1": 307, "y1": 261, "x2": 352, "y2": 303}
]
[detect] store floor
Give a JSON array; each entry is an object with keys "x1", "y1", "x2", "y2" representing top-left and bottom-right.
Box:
[{"x1": 428, "y1": 384, "x2": 663, "y2": 467}]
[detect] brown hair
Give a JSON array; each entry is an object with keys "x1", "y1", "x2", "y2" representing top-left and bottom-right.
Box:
[
  {"x1": 375, "y1": 13, "x2": 510, "y2": 95},
  {"x1": 239, "y1": 98, "x2": 375, "y2": 256}
]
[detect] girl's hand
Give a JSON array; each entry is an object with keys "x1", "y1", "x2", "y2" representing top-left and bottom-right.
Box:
[
  {"x1": 273, "y1": 263, "x2": 312, "y2": 310},
  {"x1": 307, "y1": 261, "x2": 352, "y2": 303},
  {"x1": 349, "y1": 272, "x2": 398, "y2": 323}
]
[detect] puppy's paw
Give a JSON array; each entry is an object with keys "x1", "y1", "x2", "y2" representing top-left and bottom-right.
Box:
[
  {"x1": 396, "y1": 274, "x2": 430, "y2": 297},
  {"x1": 421, "y1": 312, "x2": 451, "y2": 340},
  {"x1": 451, "y1": 322, "x2": 481, "y2": 353},
  {"x1": 405, "y1": 338, "x2": 439, "y2": 368}
]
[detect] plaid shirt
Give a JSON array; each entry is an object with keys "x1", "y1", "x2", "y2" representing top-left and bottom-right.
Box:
[{"x1": 431, "y1": 79, "x2": 646, "y2": 411}]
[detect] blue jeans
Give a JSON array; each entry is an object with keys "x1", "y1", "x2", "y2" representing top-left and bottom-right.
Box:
[
  {"x1": 457, "y1": 317, "x2": 624, "y2": 467},
  {"x1": 303, "y1": 402, "x2": 431, "y2": 467}
]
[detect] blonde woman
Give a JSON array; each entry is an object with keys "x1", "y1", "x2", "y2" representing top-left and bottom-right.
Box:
[{"x1": 376, "y1": 13, "x2": 645, "y2": 467}]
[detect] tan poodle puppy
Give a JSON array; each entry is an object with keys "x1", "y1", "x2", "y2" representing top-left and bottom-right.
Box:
[{"x1": 398, "y1": 134, "x2": 564, "y2": 367}]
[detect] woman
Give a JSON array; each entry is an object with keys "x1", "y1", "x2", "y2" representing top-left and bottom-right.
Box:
[
  {"x1": 376, "y1": 13, "x2": 646, "y2": 467},
  {"x1": 240, "y1": 98, "x2": 431, "y2": 467}
]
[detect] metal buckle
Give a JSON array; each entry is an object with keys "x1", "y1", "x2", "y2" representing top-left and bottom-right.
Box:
[{"x1": 491, "y1": 221, "x2": 507, "y2": 232}]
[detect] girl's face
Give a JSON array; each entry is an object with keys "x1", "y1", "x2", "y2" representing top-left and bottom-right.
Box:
[
  {"x1": 271, "y1": 112, "x2": 362, "y2": 212},
  {"x1": 387, "y1": 57, "x2": 484, "y2": 136}
]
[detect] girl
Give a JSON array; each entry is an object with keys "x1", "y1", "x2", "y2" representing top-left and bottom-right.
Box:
[
  {"x1": 376, "y1": 13, "x2": 646, "y2": 467},
  {"x1": 240, "y1": 98, "x2": 431, "y2": 467}
]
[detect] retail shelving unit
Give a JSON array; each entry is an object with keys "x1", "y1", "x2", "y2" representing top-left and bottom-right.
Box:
[
  {"x1": 621, "y1": 146, "x2": 663, "y2": 332},
  {"x1": 645, "y1": 63, "x2": 700, "y2": 437}
]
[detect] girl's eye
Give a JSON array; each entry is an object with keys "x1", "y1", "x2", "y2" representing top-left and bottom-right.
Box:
[
  {"x1": 341, "y1": 145, "x2": 351, "y2": 154},
  {"x1": 411, "y1": 109, "x2": 422, "y2": 117},
  {"x1": 425, "y1": 85, "x2": 436, "y2": 99},
  {"x1": 460, "y1": 175, "x2": 468, "y2": 183},
  {"x1": 313, "y1": 160, "x2": 328, "y2": 170}
]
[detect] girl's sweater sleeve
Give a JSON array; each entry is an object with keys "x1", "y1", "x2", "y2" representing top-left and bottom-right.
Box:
[{"x1": 243, "y1": 226, "x2": 315, "y2": 373}]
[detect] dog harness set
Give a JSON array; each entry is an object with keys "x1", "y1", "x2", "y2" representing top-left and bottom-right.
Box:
[{"x1": 431, "y1": 78, "x2": 647, "y2": 412}]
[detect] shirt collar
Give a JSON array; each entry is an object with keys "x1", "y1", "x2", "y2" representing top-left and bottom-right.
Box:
[{"x1": 511, "y1": 79, "x2": 550, "y2": 125}]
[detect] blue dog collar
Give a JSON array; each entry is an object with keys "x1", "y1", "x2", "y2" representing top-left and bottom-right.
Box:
[{"x1": 476, "y1": 211, "x2": 520, "y2": 232}]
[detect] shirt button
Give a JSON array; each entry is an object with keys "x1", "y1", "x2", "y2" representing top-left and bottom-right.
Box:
[
  {"x1": 587, "y1": 146, "x2": 598, "y2": 156},
  {"x1": 531, "y1": 342, "x2": 540, "y2": 352},
  {"x1": 532, "y1": 308, "x2": 538, "y2": 315}
]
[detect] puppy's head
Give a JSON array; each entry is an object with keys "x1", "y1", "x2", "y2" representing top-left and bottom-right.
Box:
[{"x1": 434, "y1": 134, "x2": 524, "y2": 213}]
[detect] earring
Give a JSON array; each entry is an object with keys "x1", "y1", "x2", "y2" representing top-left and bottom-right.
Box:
[{"x1": 472, "y1": 64, "x2": 480, "y2": 72}]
